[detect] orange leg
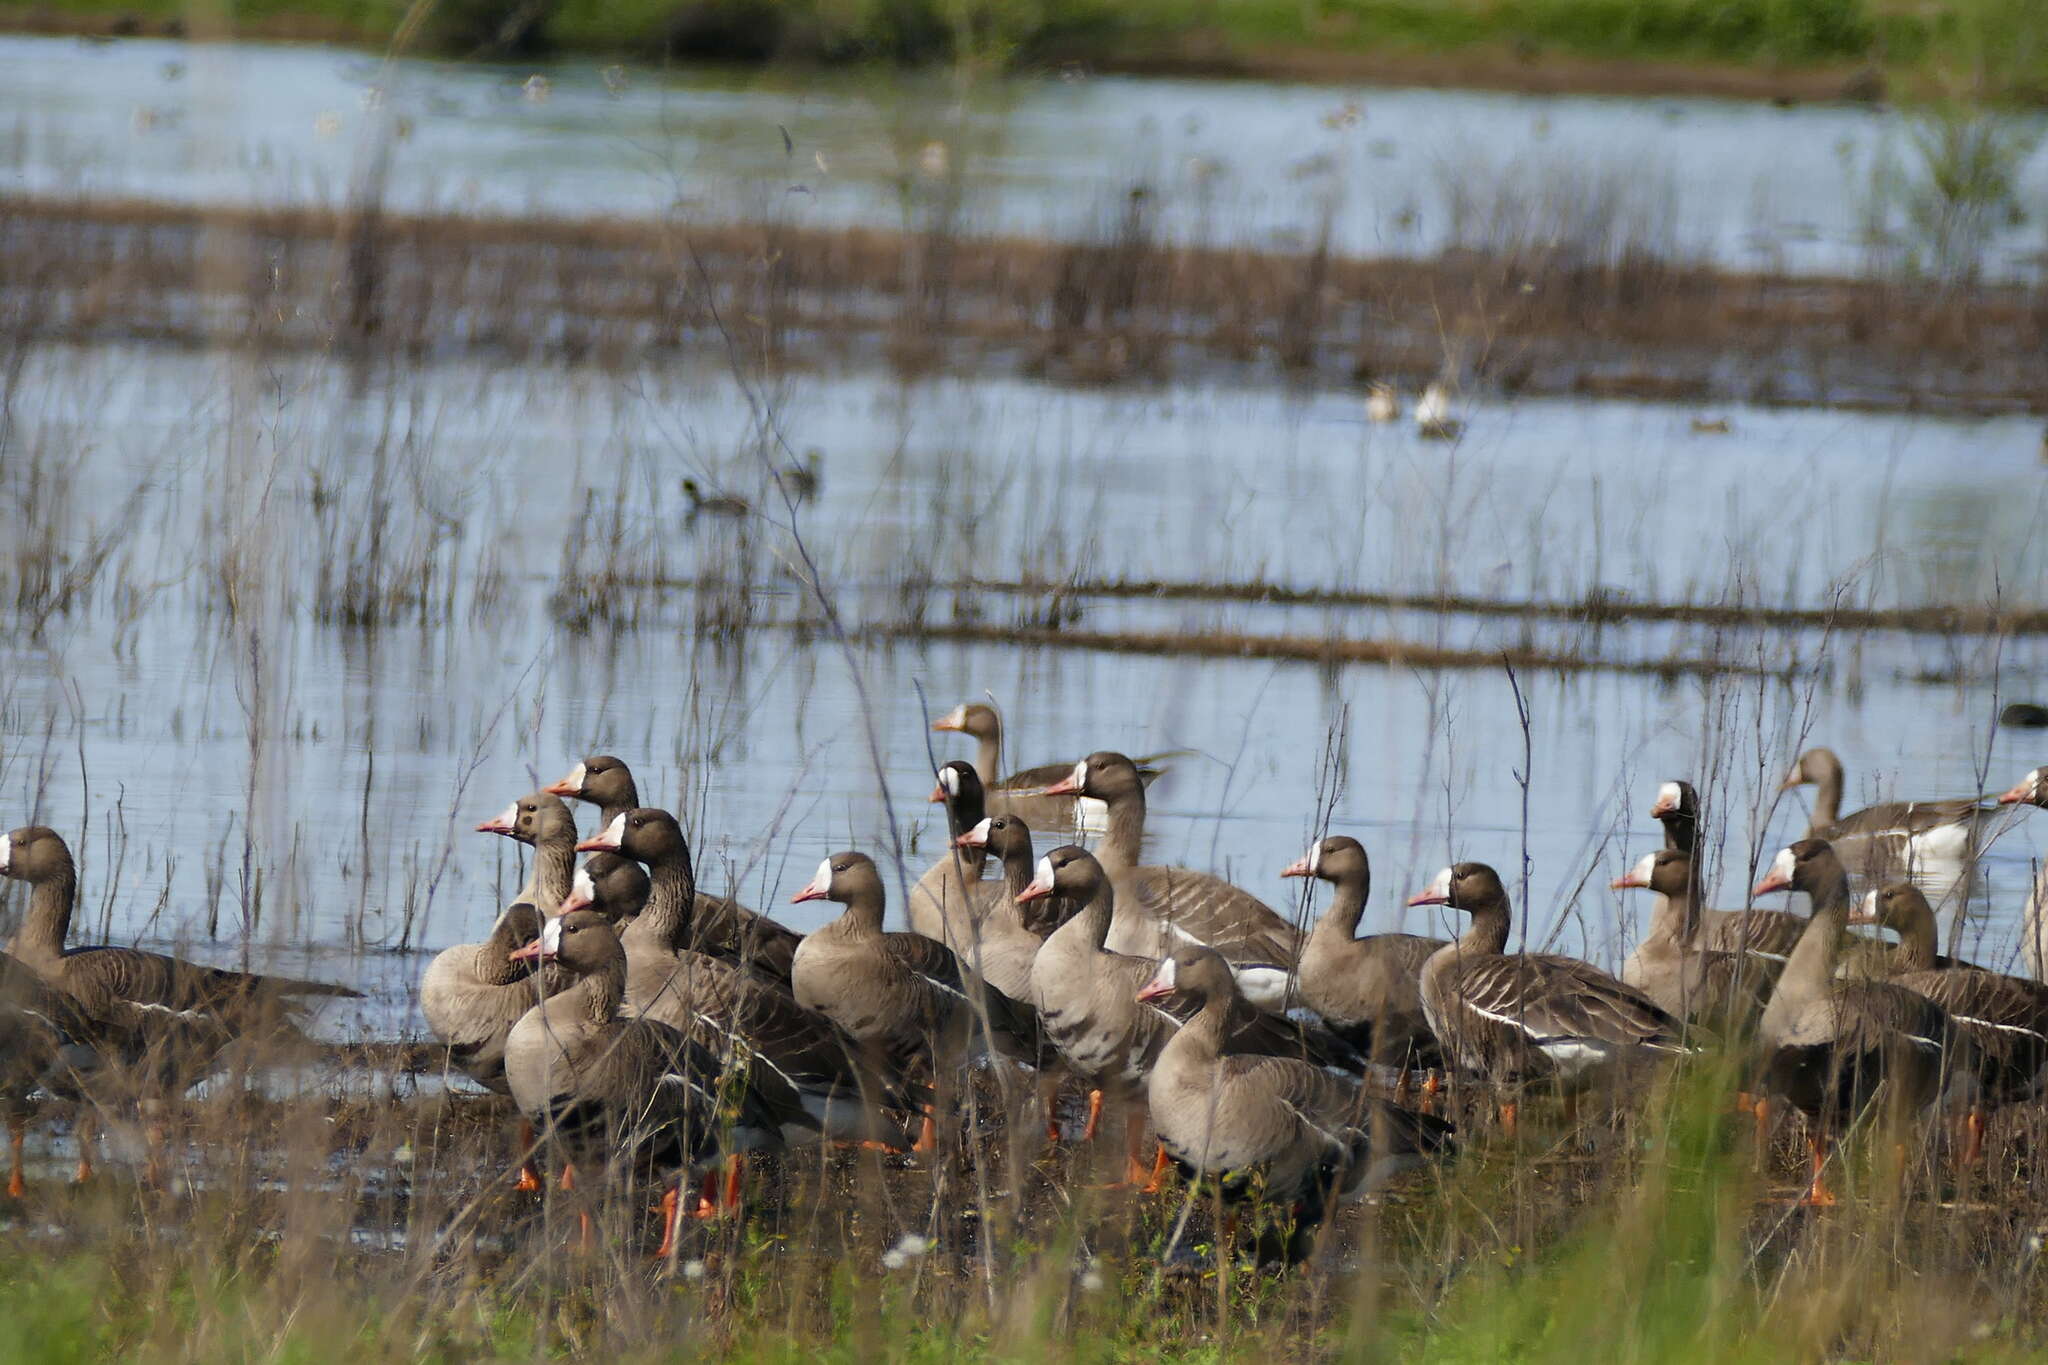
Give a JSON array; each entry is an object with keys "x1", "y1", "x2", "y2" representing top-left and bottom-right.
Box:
[
  {"x1": 1800, "y1": 1135, "x2": 1838, "y2": 1207},
  {"x1": 1420, "y1": 1072, "x2": 1442, "y2": 1117},
  {"x1": 1752, "y1": 1096, "x2": 1772, "y2": 1157},
  {"x1": 652, "y1": 1186, "x2": 682, "y2": 1260},
  {"x1": 72, "y1": 1110, "x2": 94, "y2": 1185},
  {"x1": 514, "y1": 1120, "x2": 543, "y2": 1192},
  {"x1": 1394, "y1": 1070, "x2": 1413, "y2": 1105},
  {"x1": 1961, "y1": 1109, "x2": 1986, "y2": 1168},
  {"x1": 687, "y1": 1157, "x2": 746, "y2": 1220},
  {"x1": 6, "y1": 1117, "x2": 24, "y2": 1199},
  {"x1": 911, "y1": 1106, "x2": 938, "y2": 1154},
  {"x1": 559, "y1": 1162, "x2": 577, "y2": 1192},
  {"x1": 1137, "y1": 1143, "x2": 1171, "y2": 1195},
  {"x1": 575, "y1": 1209, "x2": 594, "y2": 1249},
  {"x1": 1120, "y1": 1112, "x2": 1156, "y2": 1187},
  {"x1": 1497, "y1": 1101, "x2": 1518, "y2": 1136},
  {"x1": 1042, "y1": 1074, "x2": 1064, "y2": 1143},
  {"x1": 1081, "y1": 1089, "x2": 1104, "y2": 1143}
]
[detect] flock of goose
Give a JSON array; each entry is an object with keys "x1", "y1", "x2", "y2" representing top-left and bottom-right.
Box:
[{"x1": 3, "y1": 705, "x2": 2048, "y2": 1267}]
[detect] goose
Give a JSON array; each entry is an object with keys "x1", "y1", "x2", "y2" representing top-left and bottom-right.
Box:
[
  {"x1": 1405, "y1": 862, "x2": 1686, "y2": 1117},
  {"x1": 1414, "y1": 382, "x2": 1463, "y2": 440},
  {"x1": 0, "y1": 825, "x2": 361, "y2": 1178},
  {"x1": 546, "y1": 759, "x2": 791, "y2": 982},
  {"x1": 1613, "y1": 849, "x2": 1776, "y2": 1030},
  {"x1": 905, "y1": 761, "x2": 999, "y2": 949},
  {"x1": 680, "y1": 478, "x2": 749, "y2": 517},
  {"x1": 474, "y1": 791, "x2": 579, "y2": 913},
  {"x1": 0, "y1": 951, "x2": 98, "y2": 1196},
  {"x1": 418, "y1": 902, "x2": 556, "y2": 1192},
  {"x1": 1364, "y1": 382, "x2": 1401, "y2": 423},
  {"x1": 576, "y1": 853, "x2": 650, "y2": 924},
  {"x1": 1022, "y1": 846, "x2": 1364, "y2": 1185},
  {"x1": 790, "y1": 851, "x2": 1039, "y2": 1151},
  {"x1": 1846, "y1": 880, "x2": 2048, "y2": 1161},
  {"x1": 930, "y1": 703, "x2": 1168, "y2": 834},
  {"x1": 1137, "y1": 947, "x2": 1455, "y2": 1269},
  {"x1": 939, "y1": 814, "x2": 1066, "y2": 1004},
  {"x1": 1997, "y1": 766, "x2": 2048, "y2": 810},
  {"x1": 1041, "y1": 752, "x2": 1301, "y2": 1006},
  {"x1": 503, "y1": 911, "x2": 810, "y2": 1251},
  {"x1": 1780, "y1": 748, "x2": 1996, "y2": 883},
  {"x1": 1649, "y1": 779, "x2": 1805, "y2": 958},
  {"x1": 419, "y1": 902, "x2": 554, "y2": 1096},
  {"x1": 1283, "y1": 836, "x2": 1446, "y2": 1071},
  {"x1": 1750, "y1": 839, "x2": 1975, "y2": 1204},
  {"x1": 567, "y1": 814, "x2": 914, "y2": 1156}
]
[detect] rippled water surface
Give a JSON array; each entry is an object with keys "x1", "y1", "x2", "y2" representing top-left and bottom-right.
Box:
[
  {"x1": 7, "y1": 34, "x2": 2047, "y2": 275},
  {"x1": 2, "y1": 334, "x2": 2044, "y2": 1040}
]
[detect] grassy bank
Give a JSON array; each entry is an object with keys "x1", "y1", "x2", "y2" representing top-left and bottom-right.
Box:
[
  {"x1": 6, "y1": 0, "x2": 2048, "y2": 104},
  {"x1": 0, "y1": 1061, "x2": 2044, "y2": 1364}
]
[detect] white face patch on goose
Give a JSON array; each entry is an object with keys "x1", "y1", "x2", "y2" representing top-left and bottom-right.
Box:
[
  {"x1": 566, "y1": 762, "x2": 587, "y2": 791},
  {"x1": 1631, "y1": 853, "x2": 1657, "y2": 885},
  {"x1": 538, "y1": 916, "x2": 565, "y2": 955},
  {"x1": 1858, "y1": 889, "x2": 1879, "y2": 918},
  {"x1": 0, "y1": 833, "x2": 11, "y2": 876},
  {"x1": 1024, "y1": 855, "x2": 1056, "y2": 897},
  {"x1": 489, "y1": 802, "x2": 518, "y2": 830},
  {"x1": 966, "y1": 817, "x2": 992, "y2": 842},
  {"x1": 1154, "y1": 955, "x2": 1177, "y2": 989},
  {"x1": 1425, "y1": 867, "x2": 1452, "y2": 900},
  {"x1": 939, "y1": 768, "x2": 959, "y2": 795},
  {"x1": 570, "y1": 866, "x2": 596, "y2": 904},
  {"x1": 1656, "y1": 781, "x2": 1682, "y2": 812},
  {"x1": 801, "y1": 858, "x2": 834, "y2": 899},
  {"x1": 1308, "y1": 841, "x2": 1325, "y2": 876},
  {"x1": 1767, "y1": 846, "x2": 1797, "y2": 884},
  {"x1": 1070, "y1": 760, "x2": 1087, "y2": 789},
  {"x1": 595, "y1": 812, "x2": 626, "y2": 849},
  {"x1": 941, "y1": 705, "x2": 965, "y2": 728}
]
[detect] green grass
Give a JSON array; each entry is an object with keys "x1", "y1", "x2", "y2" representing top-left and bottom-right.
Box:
[{"x1": 12, "y1": 0, "x2": 2048, "y2": 102}]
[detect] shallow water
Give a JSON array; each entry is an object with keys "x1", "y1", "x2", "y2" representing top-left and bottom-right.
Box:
[
  {"x1": 6, "y1": 34, "x2": 2046, "y2": 277},
  {"x1": 1, "y1": 337, "x2": 2043, "y2": 1043}
]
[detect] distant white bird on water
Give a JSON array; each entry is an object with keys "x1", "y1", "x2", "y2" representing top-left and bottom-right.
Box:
[
  {"x1": 1416, "y1": 383, "x2": 1464, "y2": 440},
  {"x1": 1364, "y1": 383, "x2": 1401, "y2": 423}
]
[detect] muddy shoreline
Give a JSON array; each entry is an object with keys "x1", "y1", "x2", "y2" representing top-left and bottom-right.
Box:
[{"x1": 3, "y1": 195, "x2": 2043, "y2": 415}]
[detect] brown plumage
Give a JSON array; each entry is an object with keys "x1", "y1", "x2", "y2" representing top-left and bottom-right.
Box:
[
  {"x1": 1781, "y1": 747, "x2": 1991, "y2": 882},
  {"x1": 1614, "y1": 848, "x2": 1776, "y2": 1031},
  {"x1": 1407, "y1": 862, "x2": 1687, "y2": 1084},
  {"x1": 930, "y1": 702, "x2": 1168, "y2": 832},
  {"x1": 566, "y1": 813, "x2": 913, "y2": 1145},
  {"x1": 905, "y1": 761, "x2": 1003, "y2": 951},
  {"x1": 1752, "y1": 841, "x2": 1974, "y2": 1140},
  {"x1": 0, "y1": 826, "x2": 360, "y2": 1095},
  {"x1": 1284, "y1": 836, "x2": 1445, "y2": 1069},
  {"x1": 474, "y1": 791, "x2": 579, "y2": 913},
  {"x1": 418, "y1": 903, "x2": 557, "y2": 1094},
  {"x1": 503, "y1": 911, "x2": 810, "y2": 1188},
  {"x1": 1044, "y1": 752, "x2": 1301, "y2": 989},
  {"x1": 789, "y1": 851, "x2": 1038, "y2": 1077},
  {"x1": 1138, "y1": 946, "x2": 1454, "y2": 1267},
  {"x1": 546, "y1": 756, "x2": 790, "y2": 982},
  {"x1": 1848, "y1": 880, "x2": 2048, "y2": 1109},
  {"x1": 1648, "y1": 778, "x2": 1808, "y2": 959}
]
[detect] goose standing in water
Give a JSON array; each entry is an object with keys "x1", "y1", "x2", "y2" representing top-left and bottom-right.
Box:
[
  {"x1": 1406, "y1": 862, "x2": 1686, "y2": 1127},
  {"x1": 1041, "y1": 752, "x2": 1301, "y2": 1007},
  {"x1": 1414, "y1": 382, "x2": 1463, "y2": 440},
  {"x1": 0, "y1": 952, "x2": 98, "y2": 1196},
  {"x1": 931, "y1": 702, "x2": 1175, "y2": 835},
  {"x1": 1283, "y1": 836, "x2": 1445, "y2": 1070},
  {"x1": 1751, "y1": 840, "x2": 1975, "y2": 1204},
  {"x1": 0, "y1": 826, "x2": 360, "y2": 1179},
  {"x1": 1779, "y1": 748, "x2": 1996, "y2": 891},
  {"x1": 1138, "y1": 947, "x2": 1454, "y2": 1269},
  {"x1": 504, "y1": 911, "x2": 810, "y2": 1252},
  {"x1": 1847, "y1": 880, "x2": 2048, "y2": 1162}
]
